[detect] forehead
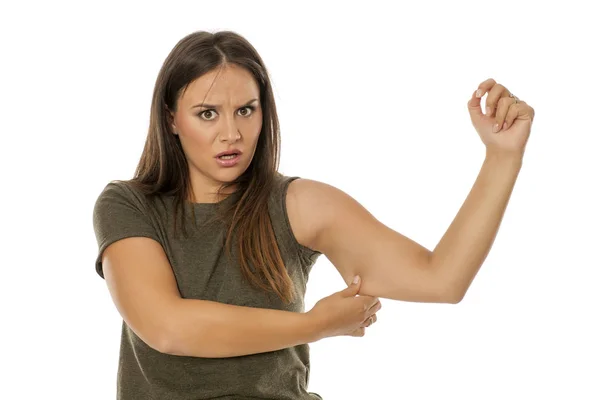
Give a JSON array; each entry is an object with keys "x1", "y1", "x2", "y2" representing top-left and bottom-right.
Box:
[{"x1": 181, "y1": 64, "x2": 259, "y2": 105}]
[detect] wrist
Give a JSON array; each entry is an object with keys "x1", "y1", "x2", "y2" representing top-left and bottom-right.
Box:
[
  {"x1": 302, "y1": 311, "x2": 325, "y2": 343},
  {"x1": 485, "y1": 150, "x2": 524, "y2": 168}
]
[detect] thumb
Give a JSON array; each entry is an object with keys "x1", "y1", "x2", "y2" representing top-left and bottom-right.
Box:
[{"x1": 340, "y1": 275, "x2": 361, "y2": 297}]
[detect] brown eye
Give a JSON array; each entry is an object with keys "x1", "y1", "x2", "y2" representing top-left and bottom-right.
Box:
[
  {"x1": 238, "y1": 106, "x2": 254, "y2": 117},
  {"x1": 198, "y1": 110, "x2": 215, "y2": 121},
  {"x1": 200, "y1": 110, "x2": 216, "y2": 121}
]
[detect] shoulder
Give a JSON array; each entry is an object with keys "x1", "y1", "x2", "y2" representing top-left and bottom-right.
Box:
[
  {"x1": 95, "y1": 180, "x2": 153, "y2": 208},
  {"x1": 93, "y1": 180, "x2": 158, "y2": 224},
  {"x1": 95, "y1": 180, "x2": 134, "y2": 202},
  {"x1": 285, "y1": 177, "x2": 359, "y2": 253}
]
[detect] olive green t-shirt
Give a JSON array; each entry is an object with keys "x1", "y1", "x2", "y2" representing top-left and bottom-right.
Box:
[{"x1": 92, "y1": 173, "x2": 324, "y2": 400}]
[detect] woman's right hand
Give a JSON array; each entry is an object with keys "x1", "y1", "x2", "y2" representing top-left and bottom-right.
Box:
[{"x1": 307, "y1": 275, "x2": 381, "y2": 339}]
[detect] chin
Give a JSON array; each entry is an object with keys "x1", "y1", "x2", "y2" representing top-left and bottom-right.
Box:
[{"x1": 214, "y1": 165, "x2": 247, "y2": 180}]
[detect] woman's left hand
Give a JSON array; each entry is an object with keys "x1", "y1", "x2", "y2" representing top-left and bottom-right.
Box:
[{"x1": 468, "y1": 78, "x2": 536, "y2": 157}]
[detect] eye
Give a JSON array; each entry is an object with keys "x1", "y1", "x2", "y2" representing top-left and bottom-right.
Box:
[
  {"x1": 199, "y1": 110, "x2": 217, "y2": 121},
  {"x1": 198, "y1": 106, "x2": 255, "y2": 121},
  {"x1": 238, "y1": 106, "x2": 255, "y2": 117}
]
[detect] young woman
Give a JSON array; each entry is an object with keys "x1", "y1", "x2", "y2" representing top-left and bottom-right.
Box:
[{"x1": 93, "y1": 30, "x2": 535, "y2": 400}]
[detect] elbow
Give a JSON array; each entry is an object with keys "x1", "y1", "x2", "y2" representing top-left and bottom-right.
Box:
[
  {"x1": 440, "y1": 286, "x2": 465, "y2": 304},
  {"x1": 125, "y1": 329, "x2": 175, "y2": 355},
  {"x1": 153, "y1": 301, "x2": 216, "y2": 357},
  {"x1": 155, "y1": 318, "x2": 209, "y2": 357},
  {"x1": 154, "y1": 332, "x2": 177, "y2": 355},
  {"x1": 151, "y1": 302, "x2": 195, "y2": 356},
  {"x1": 141, "y1": 326, "x2": 177, "y2": 355},
  {"x1": 428, "y1": 260, "x2": 464, "y2": 304},
  {"x1": 144, "y1": 317, "x2": 185, "y2": 355},
  {"x1": 432, "y1": 271, "x2": 466, "y2": 304},
  {"x1": 155, "y1": 323, "x2": 188, "y2": 356},
  {"x1": 431, "y1": 278, "x2": 465, "y2": 304},
  {"x1": 430, "y1": 291, "x2": 463, "y2": 304},
  {"x1": 444, "y1": 293, "x2": 464, "y2": 304}
]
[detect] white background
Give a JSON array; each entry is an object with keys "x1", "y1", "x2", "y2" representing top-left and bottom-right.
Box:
[{"x1": 2, "y1": 1, "x2": 599, "y2": 399}]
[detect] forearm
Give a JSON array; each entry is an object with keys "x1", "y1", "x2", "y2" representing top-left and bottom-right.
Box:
[
  {"x1": 163, "y1": 298, "x2": 319, "y2": 358},
  {"x1": 431, "y1": 151, "x2": 523, "y2": 301}
]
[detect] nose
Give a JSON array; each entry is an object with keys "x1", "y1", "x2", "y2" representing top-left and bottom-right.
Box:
[{"x1": 220, "y1": 114, "x2": 241, "y2": 143}]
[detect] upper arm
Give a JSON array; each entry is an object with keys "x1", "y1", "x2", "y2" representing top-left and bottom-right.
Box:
[
  {"x1": 287, "y1": 178, "x2": 454, "y2": 303},
  {"x1": 93, "y1": 182, "x2": 181, "y2": 352},
  {"x1": 102, "y1": 237, "x2": 181, "y2": 352}
]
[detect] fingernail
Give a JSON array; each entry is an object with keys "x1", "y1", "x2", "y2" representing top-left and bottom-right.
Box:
[
  {"x1": 353, "y1": 275, "x2": 360, "y2": 284},
  {"x1": 503, "y1": 122, "x2": 508, "y2": 130},
  {"x1": 492, "y1": 123, "x2": 499, "y2": 133},
  {"x1": 476, "y1": 89, "x2": 482, "y2": 98}
]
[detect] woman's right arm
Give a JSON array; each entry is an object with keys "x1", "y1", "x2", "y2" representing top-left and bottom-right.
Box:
[{"x1": 102, "y1": 237, "x2": 321, "y2": 358}]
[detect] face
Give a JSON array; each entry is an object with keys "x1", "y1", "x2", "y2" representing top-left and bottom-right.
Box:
[{"x1": 170, "y1": 64, "x2": 263, "y2": 203}]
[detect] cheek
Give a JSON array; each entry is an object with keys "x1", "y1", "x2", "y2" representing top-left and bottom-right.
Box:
[
  {"x1": 179, "y1": 115, "x2": 205, "y2": 134},
  {"x1": 247, "y1": 112, "x2": 263, "y2": 135},
  {"x1": 177, "y1": 124, "x2": 213, "y2": 154},
  {"x1": 181, "y1": 134, "x2": 212, "y2": 153},
  {"x1": 179, "y1": 114, "x2": 212, "y2": 137}
]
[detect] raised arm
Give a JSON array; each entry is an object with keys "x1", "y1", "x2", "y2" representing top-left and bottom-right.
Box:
[
  {"x1": 429, "y1": 153, "x2": 522, "y2": 300},
  {"x1": 102, "y1": 237, "x2": 318, "y2": 358},
  {"x1": 286, "y1": 156, "x2": 520, "y2": 304},
  {"x1": 286, "y1": 79, "x2": 534, "y2": 304}
]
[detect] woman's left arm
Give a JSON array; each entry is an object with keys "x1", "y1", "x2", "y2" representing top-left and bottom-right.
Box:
[
  {"x1": 287, "y1": 79, "x2": 534, "y2": 303},
  {"x1": 428, "y1": 152, "x2": 522, "y2": 302}
]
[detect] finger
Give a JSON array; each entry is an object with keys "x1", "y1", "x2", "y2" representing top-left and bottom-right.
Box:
[
  {"x1": 467, "y1": 89, "x2": 484, "y2": 118},
  {"x1": 503, "y1": 102, "x2": 522, "y2": 130},
  {"x1": 518, "y1": 101, "x2": 534, "y2": 121},
  {"x1": 493, "y1": 96, "x2": 515, "y2": 133},
  {"x1": 370, "y1": 297, "x2": 380, "y2": 307},
  {"x1": 485, "y1": 83, "x2": 510, "y2": 117},
  {"x1": 360, "y1": 314, "x2": 375, "y2": 328},
  {"x1": 358, "y1": 295, "x2": 379, "y2": 308},
  {"x1": 366, "y1": 314, "x2": 377, "y2": 325},
  {"x1": 368, "y1": 299, "x2": 382, "y2": 312},
  {"x1": 477, "y1": 78, "x2": 496, "y2": 98},
  {"x1": 341, "y1": 275, "x2": 361, "y2": 296},
  {"x1": 350, "y1": 327, "x2": 366, "y2": 337},
  {"x1": 475, "y1": 77, "x2": 497, "y2": 99}
]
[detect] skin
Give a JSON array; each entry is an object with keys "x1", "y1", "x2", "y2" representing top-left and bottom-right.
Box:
[
  {"x1": 101, "y1": 75, "x2": 534, "y2": 357},
  {"x1": 169, "y1": 63, "x2": 263, "y2": 203},
  {"x1": 287, "y1": 78, "x2": 534, "y2": 310},
  {"x1": 168, "y1": 70, "x2": 534, "y2": 314},
  {"x1": 169, "y1": 70, "x2": 536, "y2": 316}
]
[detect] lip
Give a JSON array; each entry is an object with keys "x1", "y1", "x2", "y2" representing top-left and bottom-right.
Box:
[
  {"x1": 215, "y1": 151, "x2": 242, "y2": 167},
  {"x1": 215, "y1": 149, "x2": 243, "y2": 158}
]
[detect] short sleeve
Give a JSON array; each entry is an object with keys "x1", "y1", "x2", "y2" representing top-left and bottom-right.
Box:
[
  {"x1": 271, "y1": 174, "x2": 322, "y2": 265},
  {"x1": 92, "y1": 181, "x2": 162, "y2": 279}
]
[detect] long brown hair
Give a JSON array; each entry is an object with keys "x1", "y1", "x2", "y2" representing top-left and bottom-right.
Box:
[{"x1": 127, "y1": 30, "x2": 296, "y2": 304}]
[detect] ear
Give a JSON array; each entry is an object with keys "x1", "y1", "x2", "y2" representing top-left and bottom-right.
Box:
[{"x1": 167, "y1": 110, "x2": 178, "y2": 135}]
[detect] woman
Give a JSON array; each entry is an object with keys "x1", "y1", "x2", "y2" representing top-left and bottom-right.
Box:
[{"x1": 93, "y1": 30, "x2": 535, "y2": 399}]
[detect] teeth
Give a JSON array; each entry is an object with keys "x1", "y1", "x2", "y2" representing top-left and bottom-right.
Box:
[{"x1": 219, "y1": 154, "x2": 237, "y2": 159}]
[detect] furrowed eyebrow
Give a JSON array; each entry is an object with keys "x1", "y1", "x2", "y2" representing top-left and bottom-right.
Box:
[{"x1": 191, "y1": 98, "x2": 259, "y2": 110}]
